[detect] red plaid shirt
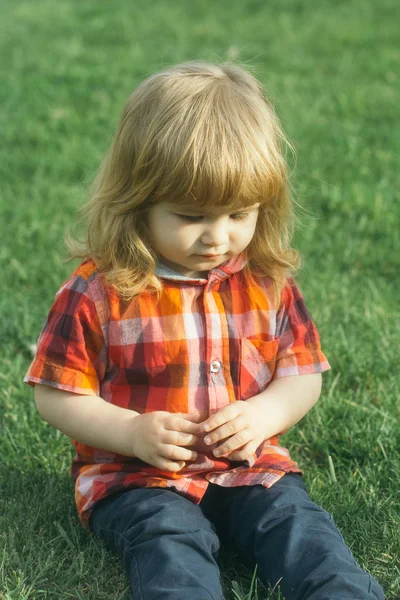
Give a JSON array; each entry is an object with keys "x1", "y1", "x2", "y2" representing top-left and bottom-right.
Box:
[{"x1": 24, "y1": 254, "x2": 330, "y2": 529}]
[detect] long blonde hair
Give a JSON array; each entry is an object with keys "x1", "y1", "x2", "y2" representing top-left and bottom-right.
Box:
[{"x1": 66, "y1": 61, "x2": 300, "y2": 302}]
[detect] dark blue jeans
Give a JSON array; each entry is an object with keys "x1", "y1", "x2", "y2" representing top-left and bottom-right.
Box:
[{"x1": 90, "y1": 474, "x2": 384, "y2": 600}]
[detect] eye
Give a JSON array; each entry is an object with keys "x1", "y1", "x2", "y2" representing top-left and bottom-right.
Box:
[
  {"x1": 176, "y1": 214, "x2": 204, "y2": 222},
  {"x1": 175, "y1": 213, "x2": 250, "y2": 222},
  {"x1": 230, "y1": 213, "x2": 249, "y2": 220}
]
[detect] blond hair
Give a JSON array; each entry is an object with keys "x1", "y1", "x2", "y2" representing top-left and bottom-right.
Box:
[{"x1": 66, "y1": 61, "x2": 300, "y2": 302}]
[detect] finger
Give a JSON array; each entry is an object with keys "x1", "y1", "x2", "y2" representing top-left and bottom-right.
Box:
[
  {"x1": 160, "y1": 444, "x2": 198, "y2": 462},
  {"x1": 183, "y1": 412, "x2": 207, "y2": 423},
  {"x1": 166, "y1": 415, "x2": 202, "y2": 435},
  {"x1": 164, "y1": 430, "x2": 200, "y2": 448},
  {"x1": 201, "y1": 402, "x2": 242, "y2": 433},
  {"x1": 203, "y1": 415, "x2": 247, "y2": 446},
  {"x1": 155, "y1": 458, "x2": 187, "y2": 472},
  {"x1": 212, "y1": 429, "x2": 253, "y2": 458},
  {"x1": 227, "y1": 440, "x2": 258, "y2": 461}
]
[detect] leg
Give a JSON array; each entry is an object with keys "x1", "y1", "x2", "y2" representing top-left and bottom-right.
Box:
[
  {"x1": 90, "y1": 487, "x2": 224, "y2": 600},
  {"x1": 209, "y1": 476, "x2": 384, "y2": 600}
]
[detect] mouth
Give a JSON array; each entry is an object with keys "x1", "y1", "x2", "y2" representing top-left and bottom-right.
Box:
[{"x1": 197, "y1": 254, "x2": 223, "y2": 258}]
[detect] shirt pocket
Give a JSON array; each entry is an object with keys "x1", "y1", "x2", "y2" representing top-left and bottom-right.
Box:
[
  {"x1": 138, "y1": 351, "x2": 188, "y2": 387},
  {"x1": 146, "y1": 355, "x2": 189, "y2": 390},
  {"x1": 239, "y1": 338, "x2": 279, "y2": 400},
  {"x1": 118, "y1": 342, "x2": 192, "y2": 413}
]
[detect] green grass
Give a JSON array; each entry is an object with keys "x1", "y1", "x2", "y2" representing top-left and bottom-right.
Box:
[{"x1": 1, "y1": 0, "x2": 399, "y2": 598}]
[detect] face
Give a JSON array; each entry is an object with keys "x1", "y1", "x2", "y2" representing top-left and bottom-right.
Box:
[{"x1": 146, "y1": 201, "x2": 260, "y2": 278}]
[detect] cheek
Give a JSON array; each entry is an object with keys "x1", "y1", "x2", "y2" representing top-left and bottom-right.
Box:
[
  {"x1": 174, "y1": 226, "x2": 195, "y2": 248},
  {"x1": 248, "y1": 216, "x2": 259, "y2": 238},
  {"x1": 159, "y1": 223, "x2": 192, "y2": 253},
  {"x1": 238, "y1": 219, "x2": 257, "y2": 243},
  {"x1": 146, "y1": 212, "x2": 161, "y2": 243}
]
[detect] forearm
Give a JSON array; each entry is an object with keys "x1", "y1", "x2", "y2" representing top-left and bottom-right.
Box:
[
  {"x1": 247, "y1": 373, "x2": 322, "y2": 440},
  {"x1": 34, "y1": 384, "x2": 139, "y2": 456}
]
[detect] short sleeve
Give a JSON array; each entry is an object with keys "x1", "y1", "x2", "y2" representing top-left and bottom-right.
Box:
[
  {"x1": 24, "y1": 275, "x2": 106, "y2": 396},
  {"x1": 274, "y1": 277, "x2": 330, "y2": 378}
]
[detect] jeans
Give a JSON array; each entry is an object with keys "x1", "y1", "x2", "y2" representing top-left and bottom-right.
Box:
[{"x1": 90, "y1": 474, "x2": 384, "y2": 600}]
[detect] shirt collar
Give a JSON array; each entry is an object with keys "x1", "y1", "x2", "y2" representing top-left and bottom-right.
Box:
[{"x1": 155, "y1": 253, "x2": 247, "y2": 284}]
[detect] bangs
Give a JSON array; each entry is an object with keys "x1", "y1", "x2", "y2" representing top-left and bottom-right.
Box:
[
  {"x1": 170, "y1": 143, "x2": 282, "y2": 211},
  {"x1": 146, "y1": 76, "x2": 289, "y2": 211}
]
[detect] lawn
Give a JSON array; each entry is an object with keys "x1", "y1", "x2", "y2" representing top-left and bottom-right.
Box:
[{"x1": 0, "y1": 0, "x2": 399, "y2": 598}]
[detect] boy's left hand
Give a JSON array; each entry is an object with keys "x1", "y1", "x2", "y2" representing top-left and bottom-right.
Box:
[{"x1": 200, "y1": 401, "x2": 267, "y2": 461}]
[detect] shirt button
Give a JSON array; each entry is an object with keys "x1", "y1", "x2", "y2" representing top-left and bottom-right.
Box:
[{"x1": 210, "y1": 360, "x2": 221, "y2": 373}]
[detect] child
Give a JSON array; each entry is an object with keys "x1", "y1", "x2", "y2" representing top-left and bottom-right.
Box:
[{"x1": 24, "y1": 61, "x2": 384, "y2": 600}]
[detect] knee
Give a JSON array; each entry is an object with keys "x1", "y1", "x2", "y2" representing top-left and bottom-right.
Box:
[
  {"x1": 114, "y1": 489, "x2": 219, "y2": 549},
  {"x1": 237, "y1": 489, "x2": 338, "y2": 555},
  {"x1": 139, "y1": 492, "x2": 204, "y2": 535},
  {"x1": 256, "y1": 497, "x2": 337, "y2": 541},
  {"x1": 239, "y1": 482, "x2": 327, "y2": 532}
]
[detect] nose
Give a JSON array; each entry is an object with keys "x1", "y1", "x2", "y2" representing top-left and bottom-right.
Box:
[{"x1": 200, "y1": 217, "x2": 229, "y2": 248}]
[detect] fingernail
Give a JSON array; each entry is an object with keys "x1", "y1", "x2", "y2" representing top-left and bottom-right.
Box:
[
  {"x1": 213, "y1": 449, "x2": 221, "y2": 457},
  {"x1": 204, "y1": 436, "x2": 211, "y2": 445},
  {"x1": 203, "y1": 424, "x2": 210, "y2": 432}
]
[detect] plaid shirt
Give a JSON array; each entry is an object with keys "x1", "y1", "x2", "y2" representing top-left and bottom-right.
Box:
[{"x1": 24, "y1": 254, "x2": 330, "y2": 529}]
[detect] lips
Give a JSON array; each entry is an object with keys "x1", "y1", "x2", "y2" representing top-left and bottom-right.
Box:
[{"x1": 198, "y1": 254, "x2": 222, "y2": 258}]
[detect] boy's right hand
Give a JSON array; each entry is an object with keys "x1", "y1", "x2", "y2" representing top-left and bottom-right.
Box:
[{"x1": 129, "y1": 411, "x2": 202, "y2": 472}]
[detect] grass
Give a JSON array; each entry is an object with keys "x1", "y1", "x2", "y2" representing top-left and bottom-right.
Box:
[{"x1": 1, "y1": 0, "x2": 399, "y2": 598}]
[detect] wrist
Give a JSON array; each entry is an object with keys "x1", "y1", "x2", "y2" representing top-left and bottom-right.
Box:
[
  {"x1": 246, "y1": 373, "x2": 322, "y2": 440},
  {"x1": 121, "y1": 412, "x2": 141, "y2": 457},
  {"x1": 246, "y1": 394, "x2": 286, "y2": 441}
]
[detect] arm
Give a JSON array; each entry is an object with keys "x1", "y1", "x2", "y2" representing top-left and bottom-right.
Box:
[
  {"x1": 200, "y1": 373, "x2": 322, "y2": 460},
  {"x1": 34, "y1": 384, "x2": 140, "y2": 456},
  {"x1": 34, "y1": 384, "x2": 201, "y2": 470},
  {"x1": 247, "y1": 372, "x2": 322, "y2": 439}
]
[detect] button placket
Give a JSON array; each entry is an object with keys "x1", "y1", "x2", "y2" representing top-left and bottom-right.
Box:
[{"x1": 203, "y1": 285, "x2": 224, "y2": 413}]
